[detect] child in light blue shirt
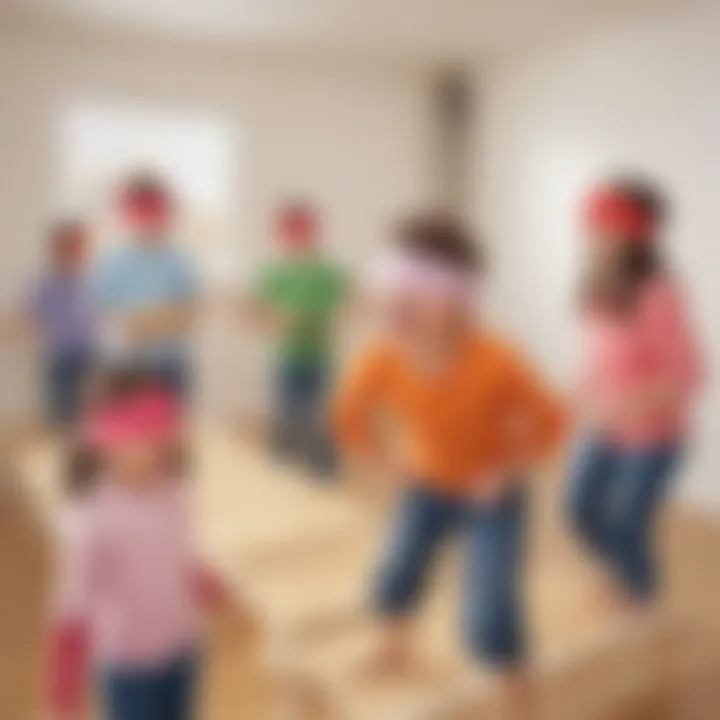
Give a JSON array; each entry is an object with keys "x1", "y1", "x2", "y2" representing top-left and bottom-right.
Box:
[{"x1": 92, "y1": 173, "x2": 198, "y2": 398}]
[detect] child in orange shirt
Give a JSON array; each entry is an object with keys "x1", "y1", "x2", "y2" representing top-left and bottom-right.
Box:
[{"x1": 333, "y1": 215, "x2": 565, "y2": 718}]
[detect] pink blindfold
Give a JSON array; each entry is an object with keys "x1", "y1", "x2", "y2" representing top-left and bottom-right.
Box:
[
  {"x1": 370, "y1": 249, "x2": 475, "y2": 306},
  {"x1": 84, "y1": 388, "x2": 182, "y2": 448}
]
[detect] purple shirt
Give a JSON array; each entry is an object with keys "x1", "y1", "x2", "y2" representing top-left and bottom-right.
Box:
[{"x1": 29, "y1": 273, "x2": 95, "y2": 358}]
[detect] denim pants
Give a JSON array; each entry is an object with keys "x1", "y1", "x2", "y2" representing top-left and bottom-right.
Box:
[
  {"x1": 567, "y1": 436, "x2": 682, "y2": 600},
  {"x1": 374, "y1": 484, "x2": 528, "y2": 667},
  {"x1": 103, "y1": 653, "x2": 198, "y2": 720},
  {"x1": 153, "y1": 359, "x2": 191, "y2": 403},
  {"x1": 46, "y1": 350, "x2": 92, "y2": 426},
  {"x1": 271, "y1": 362, "x2": 336, "y2": 477}
]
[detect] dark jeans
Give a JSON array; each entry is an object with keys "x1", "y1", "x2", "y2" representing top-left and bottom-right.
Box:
[
  {"x1": 567, "y1": 436, "x2": 682, "y2": 600},
  {"x1": 152, "y1": 359, "x2": 191, "y2": 403},
  {"x1": 103, "y1": 653, "x2": 198, "y2": 720},
  {"x1": 46, "y1": 350, "x2": 92, "y2": 426},
  {"x1": 271, "y1": 362, "x2": 336, "y2": 477},
  {"x1": 374, "y1": 484, "x2": 528, "y2": 667},
  {"x1": 101, "y1": 356, "x2": 190, "y2": 403}
]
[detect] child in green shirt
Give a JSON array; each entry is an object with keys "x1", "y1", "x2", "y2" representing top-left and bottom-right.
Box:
[{"x1": 251, "y1": 202, "x2": 347, "y2": 478}]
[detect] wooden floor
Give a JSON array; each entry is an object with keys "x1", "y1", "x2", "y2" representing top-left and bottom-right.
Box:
[{"x1": 2, "y1": 430, "x2": 720, "y2": 719}]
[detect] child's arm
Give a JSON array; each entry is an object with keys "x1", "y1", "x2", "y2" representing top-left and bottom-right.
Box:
[
  {"x1": 122, "y1": 301, "x2": 197, "y2": 342},
  {"x1": 629, "y1": 281, "x2": 704, "y2": 417},
  {"x1": 190, "y1": 562, "x2": 234, "y2": 611},
  {"x1": 496, "y1": 348, "x2": 568, "y2": 476},
  {"x1": 47, "y1": 507, "x2": 100, "y2": 719},
  {"x1": 331, "y1": 348, "x2": 389, "y2": 463}
]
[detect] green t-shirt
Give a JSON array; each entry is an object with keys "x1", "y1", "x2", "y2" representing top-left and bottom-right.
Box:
[{"x1": 255, "y1": 256, "x2": 346, "y2": 367}]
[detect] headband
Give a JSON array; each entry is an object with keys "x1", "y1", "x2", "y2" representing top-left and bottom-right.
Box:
[
  {"x1": 370, "y1": 248, "x2": 475, "y2": 306},
  {"x1": 84, "y1": 387, "x2": 182, "y2": 449},
  {"x1": 276, "y1": 208, "x2": 317, "y2": 247},
  {"x1": 582, "y1": 187, "x2": 653, "y2": 241},
  {"x1": 118, "y1": 190, "x2": 172, "y2": 224}
]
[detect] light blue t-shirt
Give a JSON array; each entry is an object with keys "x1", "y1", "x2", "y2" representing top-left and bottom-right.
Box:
[{"x1": 91, "y1": 242, "x2": 198, "y2": 366}]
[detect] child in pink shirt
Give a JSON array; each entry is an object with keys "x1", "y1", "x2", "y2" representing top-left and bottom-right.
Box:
[
  {"x1": 47, "y1": 369, "x2": 230, "y2": 720},
  {"x1": 568, "y1": 177, "x2": 703, "y2": 610}
]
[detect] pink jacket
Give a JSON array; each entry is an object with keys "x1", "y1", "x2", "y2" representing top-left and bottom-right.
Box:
[
  {"x1": 581, "y1": 277, "x2": 704, "y2": 446},
  {"x1": 48, "y1": 480, "x2": 228, "y2": 715}
]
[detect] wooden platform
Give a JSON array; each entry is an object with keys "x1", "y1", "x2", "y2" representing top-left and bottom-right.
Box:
[{"x1": 10, "y1": 429, "x2": 720, "y2": 719}]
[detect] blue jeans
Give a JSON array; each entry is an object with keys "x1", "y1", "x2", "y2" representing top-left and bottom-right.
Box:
[
  {"x1": 374, "y1": 484, "x2": 527, "y2": 667},
  {"x1": 153, "y1": 359, "x2": 190, "y2": 403},
  {"x1": 567, "y1": 437, "x2": 682, "y2": 600},
  {"x1": 46, "y1": 350, "x2": 92, "y2": 426},
  {"x1": 272, "y1": 362, "x2": 336, "y2": 477},
  {"x1": 103, "y1": 653, "x2": 198, "y2": 720}
]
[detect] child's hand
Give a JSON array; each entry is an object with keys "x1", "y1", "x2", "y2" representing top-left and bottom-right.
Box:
[
  {"x1": 48, "y1": 711, "x2": 82, "y2": 720},
  {"x1": 191, "y1": 564, "x2": 237, "y2": 613},
  {"x1": 471, "y1": 473, "x2": 506, "y2": 507},
  {"x1": 373, "y1": 448, "x2": 409, "y2": 486}
]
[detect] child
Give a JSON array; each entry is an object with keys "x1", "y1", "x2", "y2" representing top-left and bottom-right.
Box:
[
  {"x1": 3, "y1": 219, "x2": 95, "y2": 427},
  {"x1": 91, "y1": 173, "x2": 198, "y2": 401},
  {"x1": 333, "y1": 215, "x2": 565, "y2": 717},
  {"x1": 250, "y1": 201, "x2": 347, "y2": 478},
  {"x1": 47, "y1": 369, "x2": 230, "y2": 720},
  {"x1": 568, "y1": 178, "x2": 703, "y2": 614}
]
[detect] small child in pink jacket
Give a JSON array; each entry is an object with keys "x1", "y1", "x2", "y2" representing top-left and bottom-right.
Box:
[
  {"x1": 568, "y1": 177, "x2": 704, "y2": 612},
  {"x1": 47, "y1": 368, "x2": 230, "y2": 720}
]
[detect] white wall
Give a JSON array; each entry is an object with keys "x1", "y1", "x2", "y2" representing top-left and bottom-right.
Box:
[
  {"x1": 0, "y1": 18, "x2": 435, "y2": 422},
  {"x1": 476, "y1": 1, "x2": 720, "y2": 512}
]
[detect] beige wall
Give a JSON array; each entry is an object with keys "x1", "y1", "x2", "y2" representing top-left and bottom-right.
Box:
[
  {"x1": 0, "y1": 18, "x2": 436, "y2": 422},
  {"x1": 475, "y1": 1, "x2": 720, "y2": 512}
]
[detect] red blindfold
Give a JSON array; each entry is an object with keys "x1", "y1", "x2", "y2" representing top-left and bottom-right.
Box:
[
  {"x1": 118, "y1": 192, "x2": 172, "y2": 226},
  {"x1": 582, "y1": 188, "x2": 653, "y2": 241},
  {"x1": 276, "y1": 209, "x2": 317, "y2": 247}
]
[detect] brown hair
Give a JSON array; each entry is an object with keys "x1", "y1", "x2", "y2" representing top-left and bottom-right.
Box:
[
  {"x1": 64, "y1": 366, "x2": 186, "y2": 498},
  {"x1": 580, "y1": 177, "x2": 668, "y2": 314},
  {"x1": 394, "y1": 212, "x2": 486, "y2": 274},
  {"x1": 48, "y1": 219, "x2": 86, "y2": 261}
]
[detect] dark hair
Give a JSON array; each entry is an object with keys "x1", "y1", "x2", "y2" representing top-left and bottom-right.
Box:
[
  {"x1": 64, "y1": 366, "x2": 183, "y2": 498},
  {"x1": 605, "y1": 175, "x2": 669, "y2": 231},
  {"x1": 49, "y1": 219, "x2": 86, "y2": 259},
  {"x1": 581, "y1": 242, "x2": 664, "y2": 314},
  {"x1": 277, "y1": 199, "x2": 315, "y2": 216},
  {"x1": 395, "y1": 212, "x2": 485, "y2": 274},
  {"x1": 580, "y1": 177, "x2": 668, "y2": 314}
]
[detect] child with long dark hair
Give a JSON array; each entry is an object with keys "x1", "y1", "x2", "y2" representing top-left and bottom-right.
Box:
[
  {"x1": 333, "y1": 215, "x2": 566, "y2": 719},
  {"x1": 47, "y1": 368, "x2": 230, "y2": 720},
  {"x1": 568, "y1": 177, "x2": 704, "y2": 614}
]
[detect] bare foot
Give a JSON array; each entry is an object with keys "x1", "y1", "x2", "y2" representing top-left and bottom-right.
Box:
[
  {"x1": 588, "y1": 570, "x2": 630, "y2": 619},
  {"x1": 354, "y1": 630, "x2": 411, "y2": 680},
  {"x1": 495, "y1": 671, "x2": 541, "y2": 720}
]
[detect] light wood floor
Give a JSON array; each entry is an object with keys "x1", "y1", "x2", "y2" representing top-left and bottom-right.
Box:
[{"x1": 2, "y1": 431, "x2": 720, "y2": 719}]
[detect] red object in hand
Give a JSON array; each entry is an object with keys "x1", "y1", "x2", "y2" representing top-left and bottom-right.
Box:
[
  {"x1": 47, "y1": 621, "x2": 90, "y2": 716},
  {"x1": 190, "y1": 564, "x2": 232, "y2": 610}
]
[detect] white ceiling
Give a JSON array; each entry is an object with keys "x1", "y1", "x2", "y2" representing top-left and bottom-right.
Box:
[{"x1": 2, "y1": 0, "x2": 677, "y2": 64}]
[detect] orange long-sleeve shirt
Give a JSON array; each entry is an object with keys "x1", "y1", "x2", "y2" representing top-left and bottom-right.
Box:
[{"x1": 332, "y1": 332, "x2": 566, "y2": 495}]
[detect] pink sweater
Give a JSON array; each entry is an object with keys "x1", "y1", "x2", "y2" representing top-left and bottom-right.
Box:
[
  {"x1": 48, "y1": 480, "x2": 227, "y2": 714},
  {"x1": 581, "y1": 278, "x2": 703, "y2": 446}
]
